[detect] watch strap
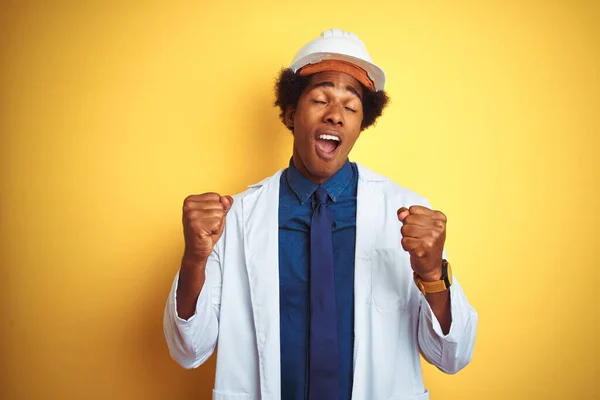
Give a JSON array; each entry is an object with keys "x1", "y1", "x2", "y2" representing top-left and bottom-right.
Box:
[{"x1": 413, "y1": 260, "x2": 452, "y2": 295}]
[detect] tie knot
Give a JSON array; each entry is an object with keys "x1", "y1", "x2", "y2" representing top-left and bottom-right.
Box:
[{"x1": 314, "y1": 187, "x2": 329, "y2": 205}]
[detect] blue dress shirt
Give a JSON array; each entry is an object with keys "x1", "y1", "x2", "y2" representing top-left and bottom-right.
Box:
[{"x1": 279, "y1": 159, "x2": 358, "y2": 400}]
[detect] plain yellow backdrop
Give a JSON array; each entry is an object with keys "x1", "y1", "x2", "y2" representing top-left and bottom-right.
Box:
[{"x1": 1, "y1": 1, "x2": 599, "y2": 399}]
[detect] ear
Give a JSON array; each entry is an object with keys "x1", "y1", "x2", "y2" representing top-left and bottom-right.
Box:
[{"x1": 284, "y1": 107, "x2": 296, "y2": 130}]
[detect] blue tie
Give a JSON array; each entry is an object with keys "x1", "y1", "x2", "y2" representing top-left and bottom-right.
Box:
[{"x1": 309, "y1": 187, "x2": 339, "y2": 400}]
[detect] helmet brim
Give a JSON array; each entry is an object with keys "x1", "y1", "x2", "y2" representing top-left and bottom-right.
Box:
[{"x1": 290, "y1": 52, "x2": 386, "y2": 92}]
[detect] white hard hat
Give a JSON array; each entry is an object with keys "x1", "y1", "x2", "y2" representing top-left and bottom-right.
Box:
[{"x1": 289, "y1": 28, "x2": 386, "y2": 91}]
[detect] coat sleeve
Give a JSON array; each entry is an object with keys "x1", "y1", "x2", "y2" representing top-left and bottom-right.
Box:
[
  {"x1": 163, "y1": 248, "x2": 222, "y2": 369},
  {"x1": 417, "y1": 275, "x2": 478, "y2": 374}
]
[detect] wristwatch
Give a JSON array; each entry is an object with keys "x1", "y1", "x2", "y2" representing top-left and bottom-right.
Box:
[{"x1": 413, "y1": 259, "x2": 452, "y2": 295}]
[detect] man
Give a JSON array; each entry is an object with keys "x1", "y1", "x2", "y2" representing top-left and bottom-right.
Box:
[{"x1": 164, "y1": 29, "x2": 477, "y2": 400}]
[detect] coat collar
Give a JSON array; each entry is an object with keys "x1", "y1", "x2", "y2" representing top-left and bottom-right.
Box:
[{"x1": 247, "y1": 162, "x2": 387, "y2": 189}]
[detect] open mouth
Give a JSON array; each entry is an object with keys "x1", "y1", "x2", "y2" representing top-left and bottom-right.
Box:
[{"x1": 315, "y1": 133, "x2": 341, "y2": 156}]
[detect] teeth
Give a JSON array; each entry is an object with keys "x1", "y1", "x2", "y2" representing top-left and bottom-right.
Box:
[{"x1": 318, "y1": 134, "x2": 340, "y2": 141}]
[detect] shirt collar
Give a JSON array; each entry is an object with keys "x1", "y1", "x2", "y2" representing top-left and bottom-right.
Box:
[{"x1": 286, "y1": 158, "x2": 354, "y2": 204}]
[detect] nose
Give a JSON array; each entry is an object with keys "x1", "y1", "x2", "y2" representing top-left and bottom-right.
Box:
[{"x1": 323, "y1": 104, "x2": 343, "y2": 126}]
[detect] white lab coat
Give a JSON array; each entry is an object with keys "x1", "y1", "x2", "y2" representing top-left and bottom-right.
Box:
[{"x1": 164, "y1": 164, "x2": 478, "y2": 400}]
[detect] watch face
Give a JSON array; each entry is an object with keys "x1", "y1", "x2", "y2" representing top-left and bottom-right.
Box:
[
  {"x1": 440, "y1": 260, "x2": 448, "y2": 278},
  {"x1": 441, "y1": 259, "x2": 451, "y2": 287}
]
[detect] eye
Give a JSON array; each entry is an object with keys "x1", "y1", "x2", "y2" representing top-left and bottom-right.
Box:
[
  {"x1": 345, "y1": 107, "x2": 356, "y2": 113},
  {"x1": 312, "y1": 100, "x2": 327, "y2": 105}
]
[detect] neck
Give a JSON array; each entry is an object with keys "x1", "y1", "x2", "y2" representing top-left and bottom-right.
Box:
[{"x1": 291, "y1": 154, "x2": 325, "y2": 184}]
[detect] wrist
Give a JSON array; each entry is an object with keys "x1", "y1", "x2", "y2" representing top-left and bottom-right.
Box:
[
  {"x1": 418, "y1": 269, "x2": 443, "y2": 282},
  {"x1": 414, "y1": 259, "x2": 444, "y2": 282}
]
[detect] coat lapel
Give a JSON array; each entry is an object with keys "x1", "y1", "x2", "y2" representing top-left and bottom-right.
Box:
[
  {"x1": 352, "y1": 163, "x2": 388, "y2": 399},
  {"x1": 355, "y1": 163, "x2": 387, "y2": 258},
  {"x1": 242, "y1": 169, "x2": 284, "y2": 399}
]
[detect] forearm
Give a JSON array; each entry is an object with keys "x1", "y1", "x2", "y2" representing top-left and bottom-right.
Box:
[
  {"x1": 164, "y1": 267, "x2": 220, "y2": 369},
  {"x1": 417, "y1": 278, "x2": 478, "y2": 374},
  {"x1": 176, "y1": 256, "x2": 207, "y2": 320},
  {"x1": 425, "y1": 289, "x2": 451, "y2": 335}
]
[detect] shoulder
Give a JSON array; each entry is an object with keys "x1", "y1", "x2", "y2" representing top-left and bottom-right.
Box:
[
  {"x1": 355, "y1": 162, "x2": 431, "y2": 207},
  {"x1": 229, "y1": 168, "x2": 286, "y2": 205}
]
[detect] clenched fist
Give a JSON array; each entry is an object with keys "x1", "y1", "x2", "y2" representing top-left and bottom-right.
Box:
[
  {"x1": 182, "y1": 192, "x2": 233, "y2": 263},
  {"x1": 397, "y1": 205, "x2": 447, "y2": 282}
]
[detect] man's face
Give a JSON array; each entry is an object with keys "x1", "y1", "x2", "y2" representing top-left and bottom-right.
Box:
[{"x1": 286, "y1": 71, "x2": 364, "y2": 184}]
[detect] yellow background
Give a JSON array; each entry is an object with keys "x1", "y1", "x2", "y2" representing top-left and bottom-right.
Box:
[{"x1": 1, "y1": 0, "x2": 599, "y2": 399}]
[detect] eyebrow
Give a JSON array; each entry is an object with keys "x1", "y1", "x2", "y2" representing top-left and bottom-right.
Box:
[{"x1": 311, "y1": 81, "x2": 363, "y2": 101}]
